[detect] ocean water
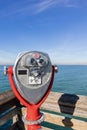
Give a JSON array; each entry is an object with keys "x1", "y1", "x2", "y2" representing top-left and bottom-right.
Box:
[
  {"x1": 0, "y1": 65, "x2": 87, "y2": 95},
  {"x1": 52, "y1": 65, "x2": 87, "y2": 95},
  {"x1": 0, "y1": 65, "x2": 87, "y2": 129}
]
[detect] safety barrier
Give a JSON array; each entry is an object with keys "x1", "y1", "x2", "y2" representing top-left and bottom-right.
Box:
[{"x1": 0, "y1": 90, "x2": 87, "y2": 130}]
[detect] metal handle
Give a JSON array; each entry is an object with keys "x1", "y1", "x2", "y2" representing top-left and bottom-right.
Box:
[
  {"x1": 4, "y1": 66, "x2": 8, "y2": 75},
  {"x1": 54, "y1": 65, "x2": 58, "y2": 73}
]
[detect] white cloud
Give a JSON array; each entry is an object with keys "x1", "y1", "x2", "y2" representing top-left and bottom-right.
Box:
[
  {"x1": 34, "y1": 0, "x2": 79, "y2": 14},
  {"x1": 0, "y1": 0, "x2": 80, "y2": 17},
  {"x1": 34, "y1": 0, "x2": 58, "y2": 13}
]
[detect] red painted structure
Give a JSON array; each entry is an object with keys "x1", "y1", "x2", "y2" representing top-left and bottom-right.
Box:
[{"x1": 7, "y1": 66, "x2": 55, "y2": 130}]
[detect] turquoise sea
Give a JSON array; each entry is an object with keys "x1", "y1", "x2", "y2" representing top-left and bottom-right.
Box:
[{"x1": 0, "y1": 65, "x2": 87, "y2": 129}]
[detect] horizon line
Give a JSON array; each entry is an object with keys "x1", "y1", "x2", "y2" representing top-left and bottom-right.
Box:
[{"x1": 0, "y1": 63, "x2": 87, "y2": 66}]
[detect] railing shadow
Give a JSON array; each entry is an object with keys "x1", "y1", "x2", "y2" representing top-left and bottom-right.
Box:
[{"x1": 58, "y1": 93, "x2": 79, "y2": 128}]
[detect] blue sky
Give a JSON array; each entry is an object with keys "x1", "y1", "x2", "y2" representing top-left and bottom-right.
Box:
[{"x1": 0, "y1": 0, "x2": 87, "y2": 65}]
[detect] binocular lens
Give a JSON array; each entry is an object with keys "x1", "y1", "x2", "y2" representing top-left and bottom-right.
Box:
[
  {"x1": 39, "y1": 59, "x2": 44, "y2": 64},
  {"x1": 31, "y1": 58, "x2": 37, "y2": 65}
]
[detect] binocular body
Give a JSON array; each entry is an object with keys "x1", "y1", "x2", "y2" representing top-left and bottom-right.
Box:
[{"x1": 13, "y1": 51, "x2": 52, "y2": 104}]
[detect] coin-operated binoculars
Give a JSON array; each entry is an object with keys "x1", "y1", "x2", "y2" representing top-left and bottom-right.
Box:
[{"x1": 4, "y1": 51, "x2": 58, "y2": 130}]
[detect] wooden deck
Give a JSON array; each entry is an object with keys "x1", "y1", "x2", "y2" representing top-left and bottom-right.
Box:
[{"x1": 0, "y1": 90, "x2": 87, "y2": 130}]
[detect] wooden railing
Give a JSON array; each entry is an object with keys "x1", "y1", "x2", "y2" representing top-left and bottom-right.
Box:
[
  {"x1": 0, "y1": 90, "x2": 87, "y2": 130},
  {"x1": 0, "y1": 90, "x2": 25, "y2": 130}
]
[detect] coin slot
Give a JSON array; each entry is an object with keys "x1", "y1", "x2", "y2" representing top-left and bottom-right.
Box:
[{"x1": 18, "y1": 70, "x2": 27, "y2": 75}]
